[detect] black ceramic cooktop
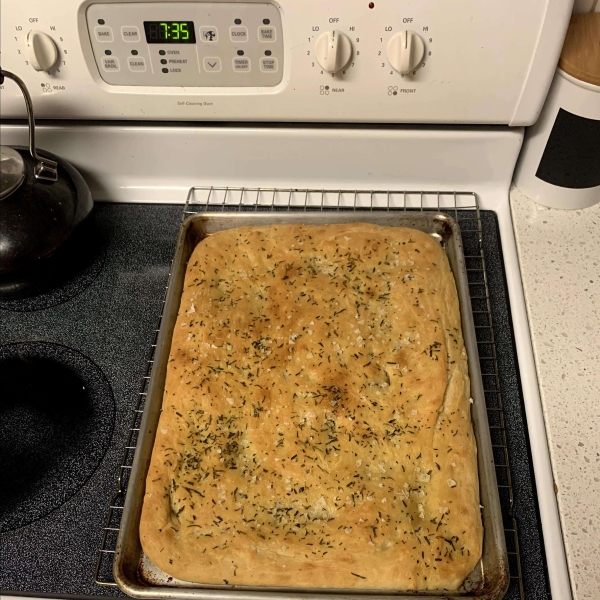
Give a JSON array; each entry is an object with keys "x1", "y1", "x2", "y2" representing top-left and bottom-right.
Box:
[
  {"x1": 0, "y1": 203, "x2": 181, "y2": 598},
  {"x1": 0, "y1": 204, "x2": 550, "y2": 599}
]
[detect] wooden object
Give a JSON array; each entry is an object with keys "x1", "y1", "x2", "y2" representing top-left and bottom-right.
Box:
[{"x1": 559, "y1": 13, "x2": 600, "y2": 86}]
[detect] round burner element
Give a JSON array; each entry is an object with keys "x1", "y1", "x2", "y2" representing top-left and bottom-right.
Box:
[
  {"x1": 0, "y1": 342, "x2": 115, "y2": 532},
  {"x1": 0, "y1": 239, "x2": 105, "y2": 312}
]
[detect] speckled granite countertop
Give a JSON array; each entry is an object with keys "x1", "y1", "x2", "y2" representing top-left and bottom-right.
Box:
[{"x1": 510, "y1": 189, "x2": 600, "y2": 600}]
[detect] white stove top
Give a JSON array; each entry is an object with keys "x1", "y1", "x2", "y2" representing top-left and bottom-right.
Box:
[{"x1": 0, "y1": 123, "x2": 572, "y2": 600}]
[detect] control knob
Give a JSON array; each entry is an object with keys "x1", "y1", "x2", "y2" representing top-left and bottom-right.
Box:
[
  {"x1": 23, "y1": 30, "x2": 59, "y2": 72},
  {"x1": 314, "y1": 30, "x2": 353, "y2": 74},
  {"x1": 387, "y1": 30, "x2": 425, "y2": 74}
]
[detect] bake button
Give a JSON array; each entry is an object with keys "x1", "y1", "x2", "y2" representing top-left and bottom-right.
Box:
[
  {"x1": 121, "y1": 26, "x2": 140, "y2": 42},
  {"x1": 200, "y1": 26, "x2": 218, "y2": 43},
  {"x1": 260, "y1": 57, "x2": 278, "y2": 72},
  {"x1": 257, "y1": 26, "x2": 276, "y2": 42},
  {"x1": 94, "y1": 26, "x2": 114, "y2": 42},
  {"x1": 101, "y1": 56, "x2": 120, "y2": 71},
  {"x1": 127, "y1": 56, "x2": 146, "y2": 72},
  {"x1": 232, "y1": 57, "x2": 250, "y2": 72},
  {"x1": 203, "y1": 57, "x2": 222, "y2": 72},
  {"x1": 229, "y1": 26, "x2": 248, "y2": 42}
]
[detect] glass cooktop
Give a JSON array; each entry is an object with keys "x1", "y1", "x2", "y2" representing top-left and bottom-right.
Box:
[{"x1": 0, "y1": 203, "x2": 549, "y2": 600}]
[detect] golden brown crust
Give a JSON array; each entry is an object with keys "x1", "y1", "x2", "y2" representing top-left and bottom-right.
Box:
[{"x1": 140, "y1": 223, "x2": 482, "y2": 590}]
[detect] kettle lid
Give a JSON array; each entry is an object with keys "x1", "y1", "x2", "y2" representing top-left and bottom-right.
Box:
[{"x1": 0, "y1": 146, "x2": 26, "y2": 200}]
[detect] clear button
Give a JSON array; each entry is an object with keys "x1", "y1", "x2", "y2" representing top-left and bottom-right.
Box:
[
  {"x1": 232, "y1": 57, "x2": 251, "y2": 72},
  {"x1": 101, "y1": 56, "x2": 120, "y2": 71},
  {"x1": 95, "y1": 26, "x2": 114, "y2": 42},
  {"x1": 229, "y1": 26, "x2": 248, "y2": 42},
  {"x1": 121, "y1": 26, "x2": 140, "y2": 42},
  {"x1": 258, "y1": 26, "x2": 276, "y2": 42},
  {"x1": 127, "y1": 56, "x2": 146, "y2": 72},
  {"x1": 260, "y1": 57, "x2": 278, "y2": 72}
]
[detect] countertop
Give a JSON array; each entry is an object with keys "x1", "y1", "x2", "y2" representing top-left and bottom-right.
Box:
[{"x1": 510, "y1": 189, "x2": 600, "y2": 600}]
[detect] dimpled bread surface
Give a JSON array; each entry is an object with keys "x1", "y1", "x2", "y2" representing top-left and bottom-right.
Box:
[{"x1": 140, "y1": 222, "x2": 482, "y2": 590}]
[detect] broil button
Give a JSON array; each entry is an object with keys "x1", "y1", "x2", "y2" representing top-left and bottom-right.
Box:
[{"x1": 101, "y1": 56, "x2": 120, "y2": 71}]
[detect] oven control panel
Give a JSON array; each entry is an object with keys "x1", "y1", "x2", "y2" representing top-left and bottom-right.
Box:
[
  {"x1": 0, "y1": 0, "x2": 572, "y2": 124},
  {"x1": 86, "y1": 3, "x2": 283, "y2": 87}
]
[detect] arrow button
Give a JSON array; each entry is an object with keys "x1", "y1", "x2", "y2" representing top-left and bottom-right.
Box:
[{"x1": 203, "y1": 57, "x2": 222, "y2": 72}]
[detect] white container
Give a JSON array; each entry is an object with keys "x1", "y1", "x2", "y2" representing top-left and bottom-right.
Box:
[{"x1": 513, "y1": 69, "x2": 600, "y2": 209}]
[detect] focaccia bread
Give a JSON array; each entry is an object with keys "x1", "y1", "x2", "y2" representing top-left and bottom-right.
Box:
[{"x1": 140, "y1": 222, "x2": 482, "y2": 591}]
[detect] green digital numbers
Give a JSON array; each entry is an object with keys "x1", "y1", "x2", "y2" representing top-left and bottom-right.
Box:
[{"x1": 144, "y1": 21, "x2": 196, "y2": 43}]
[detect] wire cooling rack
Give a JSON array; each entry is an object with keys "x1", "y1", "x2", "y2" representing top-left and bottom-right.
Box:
[{"x1": 95, "y1": 187, "x2": 524, "y2": 599}]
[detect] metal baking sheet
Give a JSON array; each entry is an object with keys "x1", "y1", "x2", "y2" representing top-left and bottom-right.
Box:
[{"x1": 114, "y1": 212, "x2": 509, "y2": 600}]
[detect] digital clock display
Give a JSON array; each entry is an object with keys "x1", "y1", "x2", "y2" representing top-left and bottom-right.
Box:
[{"x1": 143, "y1": 21, "x2": 196, "y2": 44}]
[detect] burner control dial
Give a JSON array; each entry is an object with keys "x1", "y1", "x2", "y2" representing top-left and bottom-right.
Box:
[
  {"x1": 23, "y1": 30, "x2": 59, "y2": 72},
  {"x1": 387, "y1": 30, "x2": 425, "y2": 74},
  {"x1": 314, "y1": 30, "x2": 353, "y2": 74}
]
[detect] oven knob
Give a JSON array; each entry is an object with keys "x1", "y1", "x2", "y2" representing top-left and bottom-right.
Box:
[
  {"x1": 314, "y1": 30, "x2": 353, "y2": 74},
  {"x1": 23, "y1": 30, "x2": 59, "y2": 72},
  {"x1": 386, "y1": 30, "x2": 425, "y2": 74}
]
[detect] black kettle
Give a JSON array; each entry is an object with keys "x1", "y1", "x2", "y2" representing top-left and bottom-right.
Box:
[{"x1": 0, "y1": 69, "x2": 95, "y2": 300}]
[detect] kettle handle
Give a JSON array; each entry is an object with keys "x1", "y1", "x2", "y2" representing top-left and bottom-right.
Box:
[{"x1": 0, "y1": 68, "x2": 58, "y2": 182}]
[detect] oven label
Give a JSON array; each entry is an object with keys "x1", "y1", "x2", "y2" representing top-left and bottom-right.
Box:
[{"x1": 177, "y1": 101, "x2": 215, "y2": 107}]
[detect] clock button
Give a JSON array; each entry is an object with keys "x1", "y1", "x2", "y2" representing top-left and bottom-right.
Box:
[{"x1": 230, "y1": 26, "x2": 248, "y2": 42}]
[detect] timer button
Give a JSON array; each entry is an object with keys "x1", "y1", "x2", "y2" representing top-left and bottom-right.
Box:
[
  {"x1": 200, "y1": 26, "x2": 218, "y2": 43},
  {"x1": 94, "y1": 26, "x2": 114, "y2": 43},
  {"x1": 229, "y1": 26, "x2": 248, "y2": 42},
  {"x1": 121, "y1": 26, "x2": 140, "y2": 42},
  {"x1": 232, "y1": 57, "x2": 251, "y2": 71}
]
